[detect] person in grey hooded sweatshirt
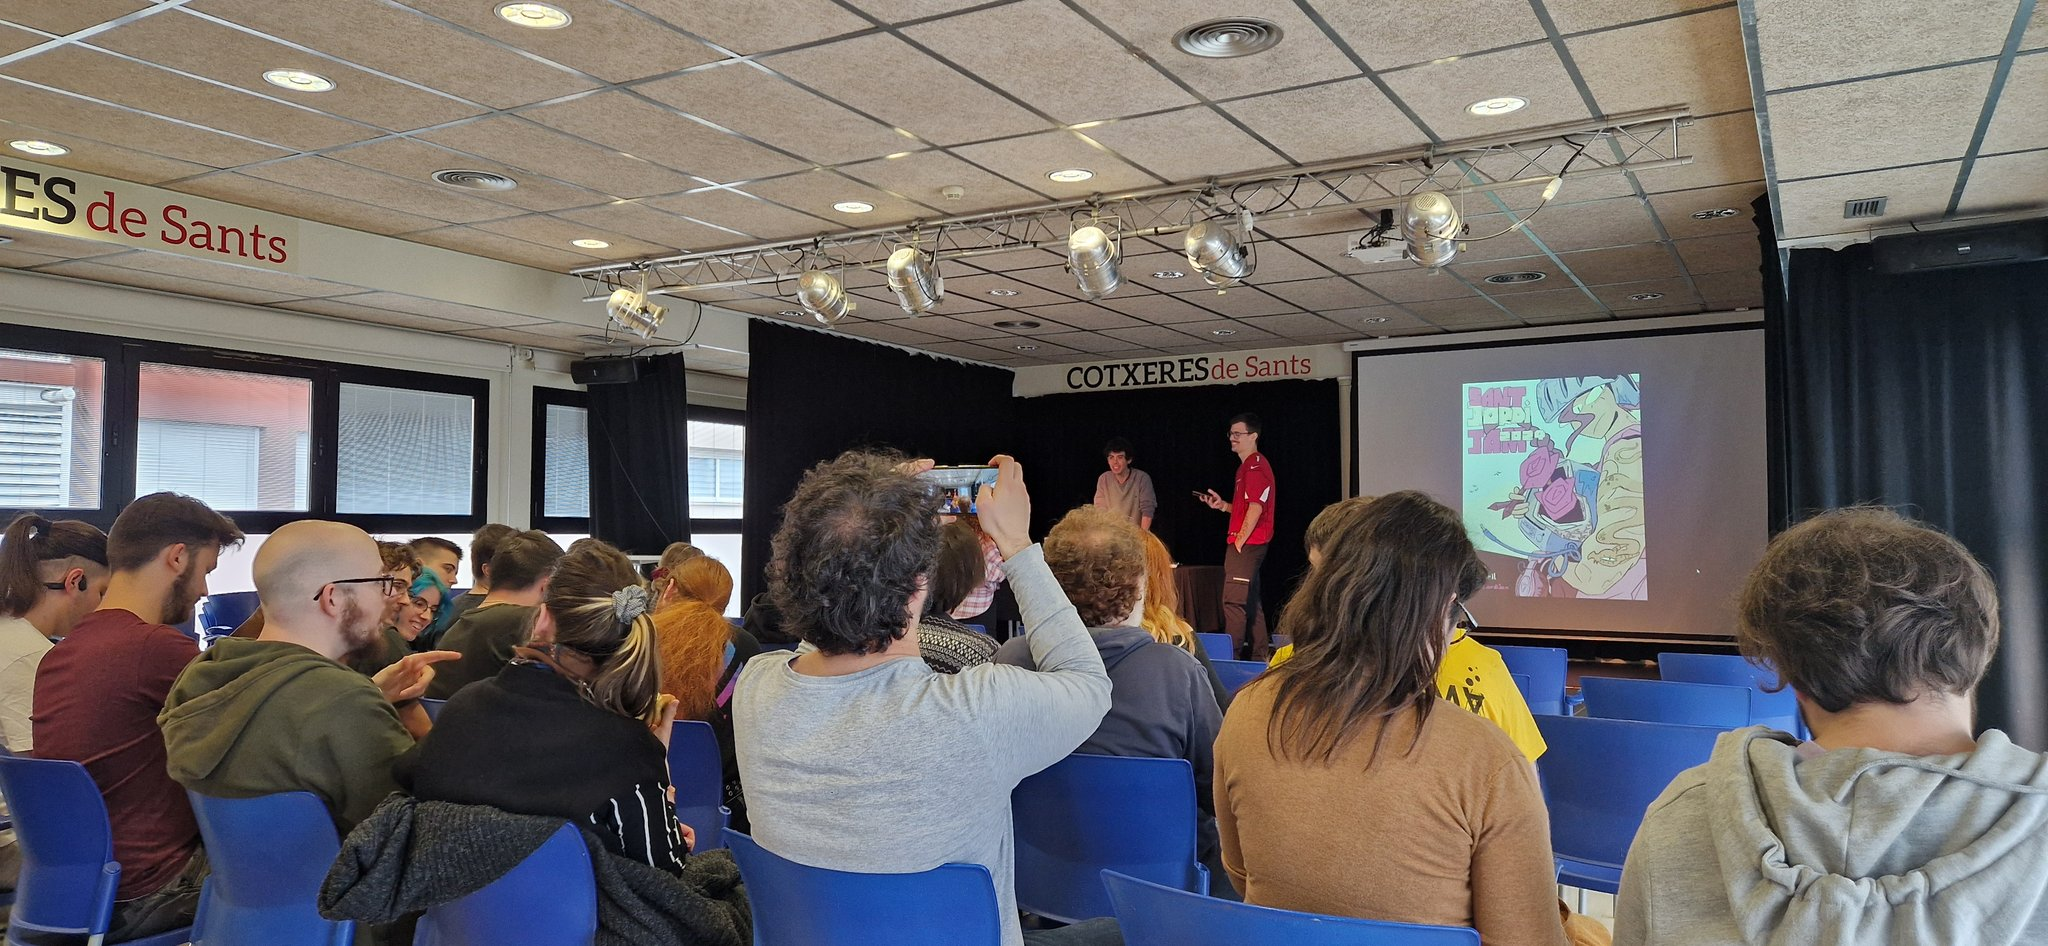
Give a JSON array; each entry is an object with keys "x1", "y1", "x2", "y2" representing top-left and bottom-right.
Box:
[{"x1": 1615, "y1": 507, "x2": 2048, "y2": 946}]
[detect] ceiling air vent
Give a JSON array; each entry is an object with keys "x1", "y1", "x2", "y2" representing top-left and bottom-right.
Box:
[
  {"x1": 1173, "y1": 18, "x2": 1283, "y2": 58},
  {"x1": 432, "y1": 169, "x2": 519, "y2": 191},
  {"x1": 1843, "y1": 196, "x2": 1888, "y2": 219},
  {"x1": 1483, "y1": 271, "x2": 1547, "y2": 285}
]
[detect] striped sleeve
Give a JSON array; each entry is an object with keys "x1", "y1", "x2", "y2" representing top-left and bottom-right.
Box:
[{"x1": 591, "y1": 780, "x2": 689, "y2": 876}]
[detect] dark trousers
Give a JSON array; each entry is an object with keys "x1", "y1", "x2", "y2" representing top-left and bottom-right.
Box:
[
  {"x1": 1222, "y1": 543, "x2": 1270, "y2": 660},
  {"x1": 106, "y1": 848, "x2": 208, "y2": 943}
]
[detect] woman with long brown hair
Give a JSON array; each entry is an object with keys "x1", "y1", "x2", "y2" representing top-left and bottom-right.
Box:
[
  {"x1": 1138, "y1": 529, "x2": 1230, "y2": 711},
  {"x1": 1213, "y1": 491, "x2": 1599, "y2": 946},
  {"x1": 0, "y1": 513, "x2": 109, "y2": 751}
]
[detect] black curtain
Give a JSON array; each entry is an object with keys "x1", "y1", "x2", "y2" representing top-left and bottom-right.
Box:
[
  {"x1": 1012, "y1": 378, "x2": 1344, "y2": 629},
  {"x1": 586, "y1": 352, "x2": 691, "y2": 556},
  {"x1": 740, "y1": 322, "x2": 1017, "y2": 605},
  {"x1": 1773, "y1": 235, "x2": 2048, "y2": 748}
]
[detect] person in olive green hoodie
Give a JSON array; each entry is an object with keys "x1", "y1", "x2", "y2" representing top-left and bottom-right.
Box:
[{"x1": 159, "y1": 520, "x2": 457, "y2": 832}]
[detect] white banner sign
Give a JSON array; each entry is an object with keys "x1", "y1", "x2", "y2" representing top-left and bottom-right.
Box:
[
  {"x1": 1012, "y1": 343, "x2": 1347, "y2": 397},
  {"x1": 1, "y1": 156, "x2": 301, "y2": 270}
]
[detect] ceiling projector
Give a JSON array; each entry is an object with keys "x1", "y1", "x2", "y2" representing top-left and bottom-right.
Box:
[{"x1": 605, "y1": 287, "x2": 666, "y2": 337}]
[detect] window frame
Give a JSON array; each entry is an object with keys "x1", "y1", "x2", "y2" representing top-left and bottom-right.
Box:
[
  {"x1": 685, "y1": 404, "x2": 747, "y2": 549},
  {"x1": 530, "y1": 386, "x2": 591, "y2": 534}
]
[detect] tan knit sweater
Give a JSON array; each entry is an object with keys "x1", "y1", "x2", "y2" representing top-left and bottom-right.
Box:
[{"x1": 1215, "y1": 677, "x2": 1570, "y2": 946}]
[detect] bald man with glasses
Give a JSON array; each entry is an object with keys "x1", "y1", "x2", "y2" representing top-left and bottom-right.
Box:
[{"x1": 159, "y1": 520, "x2": 457, "y2": 833}]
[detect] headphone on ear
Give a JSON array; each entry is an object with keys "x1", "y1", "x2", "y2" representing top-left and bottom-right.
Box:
[{"x1": 74, "y1": 575, "x2": 87, "y2": 593}]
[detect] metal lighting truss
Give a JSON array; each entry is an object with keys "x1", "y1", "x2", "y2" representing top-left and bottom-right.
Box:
[{"x1": 574, "y1": 109, "x2": 1694, "y2": 303}]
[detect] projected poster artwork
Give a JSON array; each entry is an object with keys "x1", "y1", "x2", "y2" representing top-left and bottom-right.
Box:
[{"x1": 1463, "y1": 375, "x2": 1646, "y2": 601}]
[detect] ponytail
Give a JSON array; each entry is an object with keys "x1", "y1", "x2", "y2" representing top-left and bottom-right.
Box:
[
  {"x1": 584, "y1": 611, "x2": 663, "y2": 723},
  {"x1": 543, "y1": 542, "x2": 664, "y2": 722},
  {"x1": 0, "y1": 513, "x2": 108, "y2": 616}
]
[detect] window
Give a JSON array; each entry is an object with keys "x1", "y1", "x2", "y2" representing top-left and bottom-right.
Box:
[
  {"x1": 687, "y1": 419, "x2": 744, "y2": 520},
  {"x1": 0, "y1": 349, "x2": 104, "y2": 509},
  {"x1": 543, "y1": 403, "x2": 589, "y2": 519},
  {"x1": 692, "y1": 532, "x2": 743, "y2": 618},
  {"x1": 337, "y1": 383, "x2": 476, "y2": 516},
  {"x1": 137, "y1": 363, "x2": 311, "y2": 511}
]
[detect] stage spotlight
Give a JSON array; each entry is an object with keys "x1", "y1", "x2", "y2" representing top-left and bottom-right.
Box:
[
  {"x1": 1067, "y1": 224, "x2": 1122, "y2": 298},
  {"x1": 795, "y1": 269, "x2": 856, "y2": 325},
  {"x1": 605, "y1": 286, "x2": 666, "y2": 337},
  {"x1": 886, "y1": 246, "x2": 944, "y2": 314},
  {"x1": 1403, "y1": 190, "x2": 1461, "y2": 269},
  {"x1": 1184, "y1": 218, "x2": 1253, "y2": 288}
]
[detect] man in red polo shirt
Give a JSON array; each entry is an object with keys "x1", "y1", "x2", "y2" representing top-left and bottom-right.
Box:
[
  {"x1": 33, "y1": 491, "x2": 242, "y2": 942},
  {"x1": 1198, "y1": 413, "x2": 1276, "y2": 660}
]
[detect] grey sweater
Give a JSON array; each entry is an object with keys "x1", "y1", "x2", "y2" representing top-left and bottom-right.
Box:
[
  {"x1": 731, "y1": 545, "x2": 1112, "y2": 946},
  {"x1": 1616, "y1": 726, "x2": 2048, "y2": 946}
]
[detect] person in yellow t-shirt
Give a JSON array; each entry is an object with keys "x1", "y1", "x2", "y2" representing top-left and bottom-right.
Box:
[{"x1": 1274, "y1": 498, "x2": 1547, "y2": 762}]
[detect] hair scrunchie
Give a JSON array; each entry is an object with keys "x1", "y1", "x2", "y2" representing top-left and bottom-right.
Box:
[{"x1": 611, "y1": 585, "x2": 653, "y2": 625}]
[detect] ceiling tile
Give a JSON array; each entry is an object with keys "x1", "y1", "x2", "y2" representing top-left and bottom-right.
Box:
[
  {"x1": 1093, "y1": 292, "x2": 1225, "y2": 324},
  {"x1": 1036, "y1": 331, "x2": 1150, "y2": 354},
  {"x1": 1691, "y1": 269, "x2": 1765, "y2": 309},
  {"x1": 949, "y1": 303, "x2": 1099, "y2": 332},
  {"x1": 1413, "y1": 216, "x2": 1544, "y2": 263},
  {"x1": 1351, "y1": 267, "x2": 1480, "y2": 302},
  {"x1": 2, "y1": 1, "x2": 146, "y2": 34},
  {"x1": 0, "y1": 245, "x2": 85, "y2": 268},
  {"x1": 1402, "y1": 295, "x2": 1519, "y2": 324},
  {"x1": 1978, "y1": 53, "x2": 2048, "y2": 156},
  {"x1": 1593, "y1": 277, "x2": 1705, "y2": 311},
  {"x1": 1567, "y1": 7, "x2": 1753, "y2": 117},
  {"x1": 628, "y1": 0, "x2": 871, "y2": 56},
  {"x1": 550, "y1": 201, "x2": 748, "y2": 253},
  {"x1": 837, "y1": 150, "x2": 1046, "y2": 212},
  {"x1": 1317, "y1": 0, "x2": 1546, "y2": 70},
  {"x1": 1460, "y1": 155, "x2": 1641, "y2": 210},
  {"x1": 1232, "y1": 311, "x2": 1350, "y2": 338},
  {"x1": 402, "y1": 225, "x2": 602, "y2": 270},
  {"x1": 519, "y1": 90, "x2": 807, "y2": 184},
  {"x1": 1321, "y1": 303, "x2": 1434, "y2": 333},
  {"x1": 844, "y1": 0, "x2": 989, "y2": 21},
  {"x1": 1224, "y1": 78, "x2": 1428, "y2": 163},
  {"x1": 1629, "y1": 111, "x2": 1764, "y2": 193},
  {"x1": 1233, "y1": 242, "x2": 1343, "y2": 282},
  {"x1": 2027, "y1": 5, "x2": 2047, "y2": 49},
  {"x1": 1459, "y1": 257, "x2": 1570, "y2": 293},
  {"x1": 635, "y1": 64, "x2": 914, "y2": 166},
  {"x1": 1556, "y1": 243, "x2": 1683, "y2": 285},
  {"x1": 86, "y1": 248, "x2": 359, "y2": 297},
  {"x1": 0, "y1": 24, "x2": 41, "y2": 57},
  {"x1": 1076, "y1": 0, "x2": 1358, "y2": 99},
  {"x1": 939, "y1": 271, "x2": 1079, "y2": 310},
  {"x1": 0, "y1": 229, "x2": 133, "y2": 260},
  {"x1": 896, "y1": 316, "x2": 1009, "y2": 341},
  {"x1": 738, "y1": 169, "x2": 937, "y2": 226},
  {"x1": 1765, "y1": 62, "x2": 1994, "y2": 180},
  {"x1": 1647, "y1": 183, "x2": 1767, "y2": 240},
  {"x1": 325, "y1": 137, "x2": 611, "y2": 214},
  {"x1": 1774, "y1": 161, "x2": 1961, "y2": 238},
  {"x1": 763, "y1": 32, "x2": 1050, "y2": 147},
  {"x1": 904, "y1": 0, "x2": 1196, "y2": 124},
  {"x1": 189, "y1": 0, "x2": 599, "y2": 108},
  {"x1": 1102, "y1": 323, "x2": 1204, "y2": 348},
  {"x1": 835, "y1": 320, "x2": 950, "y2": 348},
  {"x1": 33, "y1": 258, "x2": 300, "y2": 304},
  {"x1": 239, "y1": 155, "x2": 522, "y2": 225},
  {"x1": 166, "y1": 172, "x2": 446, "y2": 235},
  {"x1": 1957, "y1": 148, "x2": 2048, "y2": 215},
  {"x1": 0, "y1": 119, "x2": 212, "y2": 183},
  {"x1": 419, "y1": 116, "x2": 702, "y2": 199},
  {"x1": 1544, "y1": 0, "x2": 1723, "y2": 33},
  {"x1": 1749, "y1": 0, "x2": 2015, "y2": 90},
  {"x1": 917, "y1": 338, "x2": 1015, "y2": 361},
  {"x1": 1382, "y1": 45, "x2": 1592, "y2": 142},
  {"x1": 1525, "y1": 197, "x2": 1663, "y2": 251},
  {"x1": 1673, "y1": 232, "x2": 1762, "y2": 276},
  {"x1": 86, "y1": 12, "x2": 485, "y2": 133},
  {"x1": 1170, "y1": 284, "x2": 1301, "y2": 317},
  {"x1": 1497, "y1": 288, "x2": 1605, "y2": 319},
  {"x1": 1261, "y1": 276, "x2": 1385, "y2": 310},
  {"x1": 952, "y1": 130, "x2": 1162, "y2": 195},
  {"x1": 470, "y1": 214, "x2": 675, "y2": 260},
  {"x1": 305, "y1": 291, "x2": 537, "y2": 326},
  {"x1": 1173, "y1": 319, "x2": 1279, "y2": 345},
  {"x1": 274, "y1": 296, "x2": 505, "y2": 333},
  {"x1": 1080, "y1": 107, "x2": 1286, "y2": 183},
  {"x1": 399, "y1": 0, "x2": 720, "y2": 82},
  {"x1": 442, "y1": 325, "x2": 586, "y2": 352}
]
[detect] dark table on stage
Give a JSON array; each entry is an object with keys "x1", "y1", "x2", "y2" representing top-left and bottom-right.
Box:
[{"x1": 1173, "y1": 565, "x2": 1224, "y2": 634}]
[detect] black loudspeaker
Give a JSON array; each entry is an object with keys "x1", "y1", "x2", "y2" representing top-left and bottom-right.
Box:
[
  {"x1": 1873, "y1": 219, "x2": 2047, "y2": 274},
  {"x1": 570, "y1": 357, "x2": 643, "y2": 385}
]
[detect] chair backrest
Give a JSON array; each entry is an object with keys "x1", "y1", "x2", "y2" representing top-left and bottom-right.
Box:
[
  {"x1": 200, "y1": 591, "x2": 262, "y2": 633},
  {"x1": 1012, "y1": 754, "x2": 1207, "y2": 924},
  {"x1": 1212, "y1": 659, "x2": 1265, "y2": 696},
  {"x1": 724, "y1": 830, "x2": 1001, "y2": 946},
  {"x1": 666, "y1": 720, "x2": 730, "y2": 851},
  {"x1": 1533, "y1": 715, "x2": 1722, "y2": 873},
  {"x1": 1509, "y1": 673, "x2": 1532, "y2": 703},
  {"x1": 1581, "y1": 677, "x2": 1751, "y2": 729},
  {"x1": 1491, "y1": 645, "x2": 1568, "y2": 714},
  {"x1": 0, "y1": 754, "x2": 118, "y2": 941},
  {"x1": 1657, "y1": 652, "x2": 1801, "y2": 731},
  {"x1": 1197, "y1": 633, "x2": 1233, "y2": 661},
  {"x1": 417, "y1": 823, "x2": 596, "y2": 946},
  {"x1": 1103, "y1": 870, "x2": 1479, "y2": 945},
  {"x1": 188, "y1": 790, "x2": 355, "y2": 946}
]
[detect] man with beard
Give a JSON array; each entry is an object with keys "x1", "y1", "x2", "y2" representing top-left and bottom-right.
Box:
[
  {"x1": 31, "y1": 491, "x2": 244, "y2": 943},
  {"x1": 159, "y1": 520, "x2": 457, "y2": 837}
]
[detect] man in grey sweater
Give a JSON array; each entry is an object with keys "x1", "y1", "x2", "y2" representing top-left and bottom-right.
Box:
[
  {"x1": 1616, "y1": 508, "x2": 2048, "y2": 946},
  {"x1": 733, "y1": 452, "x2": 1118, "y2": 946}
]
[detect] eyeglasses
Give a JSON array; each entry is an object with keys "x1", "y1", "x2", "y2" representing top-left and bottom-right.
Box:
[
  {"x1": 1455, "y1": 601, "x2": 1479, "y2": 630},
  {"x1": 314, "y1": 576, "x2": 404, "y2": 601},
  {"x1": 1227, "y1": 430, "x2": 1252, "y2": 438}
]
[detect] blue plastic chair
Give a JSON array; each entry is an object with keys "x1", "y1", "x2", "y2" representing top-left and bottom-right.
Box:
[
  {"x1": 1103, "y1": 870, "x2": 1478, "y2": 945},
  {"x1": 1492, "y1": 645, "x2": 1567, "y2": 715},
  {"x1": 964, "y1": 623, "x2": 987, "y2": 634},
  {"x1": 725, "y1": 829, "x2": 1001, "y2": 946},
  {"x1": 667, "y1": 720, "x2": 731, "y2": 851},
  {"x1": 200, "y1": 592, "x2": 261, "y2": 635},
  {"x1": 1581, "y1": 677, "x2": 1751, "y2": 729},
  {"x1": 1197, "y1": 632, "x2": 1233, "y2": 661},
  {"x1": 187, "y1": 791, "x2": 355, "y2": 946},
  {"x1": 1533, "y1": 715, "x2": 1722, "y2": 894},
  {"x1": 419, "y1": 698, "x2": 446, "y2": 722},
  {"x1": 1212, "y1": 659, "x2": 1265, "y2": 696},
  {"x1": 1509, "y1": 673, "x2": 1532, "y2": 704},
  {"x1": 1658, "y1": 652, "x2": 1803, "y2": 734},
  {"x1": 0, "y1": 754, "x2": 194, "y2": 946},
  {"x1": 1269, "y1": 633, "x2": 1291, "y2": 649},
  {"x1": 1012, "y1": 754, "x2": 1208, "y2": 924},
  {"x1": 416, "y1": 823, "x2": 595, "y2": 946}
]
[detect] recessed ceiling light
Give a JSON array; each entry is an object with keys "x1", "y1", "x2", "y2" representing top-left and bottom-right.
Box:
[
  {"x1": 833, "y1": 200, "x2": 874, "y2": 213},
  {"x1": 1628, "y1": 292, "x2": 1666, "y2": 302},
  {"x1": 1048, "y1": 168, "x2": 1095, "y2": 183},
  {"x1": 571, "y1": 238, "x2": 610, "y2": 249},
  {"x1": 262, "y1": 69, "x2": 334, "y2": 93},
  {"x1": 8, "y1": 139, "x2": 67, "y2": 157},
  {"x1": 1483, "y1": 271, "x2": 1548, "y2": 285},
  {"x1": 993, "y1": 320, "x2": 1042, "y2": 329},
  {"x1": 1363, "y1": 316, "x2": 1391, "y2": 324},
  {"x1": 1015, "y1": 344, "x2": 1038, "y2": 351},
  {"x1": 1152, "y1": 270, "x2": 1185, "y2": 279},
  {"x1": 1173, "y1": 17, "x2": 1284, "y2": 58},
  {"x1": 1211, "y1": 328, "x2": 1236, "y2": 336},
  {"x1": 987, "y1": 288, "x2": 1020, "y2": 297},
  {"x1": 0, "y1": 235, "x2": 12, "y2": 245},
  {"x1": 496, "y1": 2, "x2": 573, "y2": 28},
  {"x1": 1691, "y1": 208, "x2": 1741, "y2": 220},
  {"x1": 1465, "y1": 96, "x2": 1528, "y2": 117},
  {"x1": 432, "y1": 169, "x2": 518, "y2": 191}
]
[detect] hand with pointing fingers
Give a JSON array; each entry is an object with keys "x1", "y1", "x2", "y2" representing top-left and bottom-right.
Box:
[{"x1": 373, "y1": 650, "x2": 460, "y2": 704}]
